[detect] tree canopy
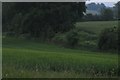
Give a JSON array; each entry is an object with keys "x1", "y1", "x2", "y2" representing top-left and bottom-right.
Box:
[
  {"x1": 115, "y1": 1, "x2": 120, "y2": 19},
  {"x1": 100, "y1": 8, "x2": 114, "y2": 21},
  {"x1": 3, "y1": 2, "x2": 85, "y2": 40}
]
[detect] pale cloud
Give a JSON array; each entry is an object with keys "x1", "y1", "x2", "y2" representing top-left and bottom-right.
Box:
[
  {"x1": 86, "y1": 0, "x2": 120, "y2": 3},
  {"x1": 86, "y1": 0, "x2": 120, "y2": 7}
]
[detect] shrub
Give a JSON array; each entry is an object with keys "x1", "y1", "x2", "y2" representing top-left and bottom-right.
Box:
[
  {"x1": 52, "y1": 29, "x2": 98, "y2": 49},
  {"x1": 52, "y1": 33, "x2": 66, "y2": 46},
  {"x1": 98, "y1": 27, "x2": 118, "y2": 50},
  {"x1": 4, "y1": 32, "x2": 16, "y2": 37},
  {"x1": 19, "y1": 33, "x2": 31, "y2": 39},
  {"x1": 66, "y1": 30, "x2": 79, "y2": 48}
]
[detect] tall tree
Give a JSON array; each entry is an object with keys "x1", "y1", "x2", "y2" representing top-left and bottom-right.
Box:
[
  {"x1": 3, "y1": 2, "x2": 85, "y2": 40},
  {"x1": 114, "y1": 1, "x2": 120, "y2": 19},
  {"x1": 100, "y1": 8, "x2": 114, "y2": 21}
]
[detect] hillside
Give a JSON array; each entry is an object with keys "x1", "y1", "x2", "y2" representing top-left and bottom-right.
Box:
[
  {"x1": 3, "y1": 37, "x2": 118, "y2": 78},
  {"x1": 86, "y1": 3, "x2": 106, "y2": 15},
  {"x1": 3, "y1": 21, "x2": 119, "y2": 78},
  {"x1": 86, "y1": 10, "x2": 100, "y2": 15},
  {"x1": 86, "y1": 3, "x2": 106, "y2": 12},
  {"x1": 76, "y1": 21, "x2": 118, "y2": 34}
]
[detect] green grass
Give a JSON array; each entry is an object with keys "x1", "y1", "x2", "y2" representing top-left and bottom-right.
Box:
[
  {"x1": 3, "y1": 21, "x2": 119, "y2": 78},
  {"x1": 75, "y1": 21, "x2": 118, "y2": 49},
  {"x1": 76, "y1": 21, "x2": 118, "y2": 34},
  {"x1": 0, "y1": 34, "x2": 2, "y2": 79},
  {"x1": 3, "y1": 37, "x2": 118, "y2": 78}
]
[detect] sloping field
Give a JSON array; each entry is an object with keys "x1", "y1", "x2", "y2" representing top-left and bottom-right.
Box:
[
  {"x1": 2, "y1": 37, "x2": 118, "y2": 78},
  {"x1": 76, "y1": 21, "x2": 118, "y2": 34}
]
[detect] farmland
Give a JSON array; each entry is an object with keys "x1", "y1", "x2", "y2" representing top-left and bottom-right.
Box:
[
  {"x1": 76, "y1": 21, "x2": 118, "y2": 34},
  {"x1": 2, "y1": 21, "x2": 119, "y2": 78}
]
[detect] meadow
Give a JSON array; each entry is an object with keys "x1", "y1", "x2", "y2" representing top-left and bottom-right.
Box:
[
  {"x1": 0, "y1": 34, "x2": 2, "y2": 79},
  {"x1": 76, "y1": 21, "x2": 118, "y2": 34},
  {"x1": 2, "y1": 21, "x2": 119, "y2": 78}
]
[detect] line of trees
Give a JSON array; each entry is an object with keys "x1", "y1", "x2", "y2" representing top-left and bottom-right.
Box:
[
  {"x1": 84, "y1": 1, "x2": 120, "y2": 21},
  {"x1": 83, "y1": 8, "x2": 114, "y2": 21},
  {"x1": 113, "y1": 1, "x2": 120, "y2": 20},
  {"x1": 3, "y1": 2, "x2": 119, "y2": 51},
  {"x1": 3, "y1": 2, "x2": 85, "y2": 41},
  {"x1": 98, "y1": 27, "x2": 118, "y2": 51}
]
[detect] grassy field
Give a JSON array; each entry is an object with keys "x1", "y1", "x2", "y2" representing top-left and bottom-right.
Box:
[
  {"x1": 0, "y1": 34, "x2": 1, "y2": 79},
  {"x1": 2, "y1": 21, "x2": 119, "y2": 78},
  {"x1": 76, "y1": 21, "x2": 118, "y2": 34},
  {"x1": 3, "y1": 37, "x2": 118, "y2": 78}
]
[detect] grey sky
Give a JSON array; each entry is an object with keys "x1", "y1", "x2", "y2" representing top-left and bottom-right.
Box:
[{"x1": 86, "y1": 0, "x2": 120, "y2": 7}]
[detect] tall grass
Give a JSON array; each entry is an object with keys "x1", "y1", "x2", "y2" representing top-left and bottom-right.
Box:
[
  {"x1": 2, "y1": 37, "x2": 118, "y2": 78},
  {"x1": 76, "y1": 21, "x2": 118, "y2": 34}
]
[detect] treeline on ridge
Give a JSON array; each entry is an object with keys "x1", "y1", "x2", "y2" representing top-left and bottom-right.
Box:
[{"x1": 2, "y1": 2, "x2": 119, "y2": 52}]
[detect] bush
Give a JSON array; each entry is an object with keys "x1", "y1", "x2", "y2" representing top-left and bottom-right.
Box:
[
  {"x1": 19, "y1": 33, "x2": 31, "y2": 39},
  {"x1": 52, "y1": 29, "x2": 98, "y2": 49},
  {"x1": 77, "y1": 31, "x2": 97, "y2": 41},
  {"x1": 3, "y1": 32, "x2": 16, "y2": 37},
  {"x1": 52, "y1": 33, "x2": 66, "y2": 46},
  {"x1": 52, "y1": 30, "x2": 79, "y2": 48},
  {"x1": 77, "y1": 31, "x2": 97, "y2": 49},
  {"x1": 66, "y1": 30, "x2": 79, "y2": 48},
  {"x1": 98, "y1": 27, "x2": 118, "y2": 50}
]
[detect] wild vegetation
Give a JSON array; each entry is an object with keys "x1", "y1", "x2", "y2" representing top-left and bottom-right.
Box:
[
  {"x1": 3, "y1": 21, "x2": 119, "y2": 78},
  {"x1": 2, "y1": 2, "x2": 119, "y2": 78},
  {"x1": 3, "y1": 37, "x2": 118, "y2": 78},
  {"x1": 84, "y1": 1, "x2": 120, "y2": 21},
  {"x1": 3, "y1": 2, "x2": 85, "y2": 40}
]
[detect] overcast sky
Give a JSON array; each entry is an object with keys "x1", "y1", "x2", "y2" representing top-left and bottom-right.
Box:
[
  {"x1": 86, "y1": 0, "x2": 120, "y2": 7},
  {"x1": 86, "y1": 0, "x2": 120, "y2": 3}
]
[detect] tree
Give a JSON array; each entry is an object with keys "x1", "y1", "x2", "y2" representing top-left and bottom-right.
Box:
[
  {"x1": 3, "y1": 2, "x2": 85, "y2": 40},
  {"x1": 100, "y1": 8, "x2": 114, "y2": 21},
  {"x1": 114, "y1": 1, "x2": 120, "y2": 20},
  {"x1": 98, "y1": 27, "x2": 118, "y2": 50},
  {"x1": 83, "y1": 13, "x2": 101, "y2": 21},
  {"x1": 66, "y1": 30, "x2": 79, "y2": 48}
]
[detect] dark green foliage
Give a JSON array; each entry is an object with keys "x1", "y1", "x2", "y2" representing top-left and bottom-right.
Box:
[
  {"x1": 87, "y1": 3, "x2": 106, "y2": 12},
  {"x1": 114, "y1": 1, "x2": 120, "y2": 20},
  {"x1": 118, "y1": 26, "x2": 120, "y2": 51},
  {"x1": 77, "y1": 30, "x2": 97, "y2": 49},
  {"x1": 83, "y1": 14, "x2": 102, "y2": 21},
  {"x1": 100, "y1": 8, "x2": 114, "y2": 21},
  {"x1": 66, "y1": 30, "x2": 79, "y2": 48},
  {"x1": 83, "y1": 8, "x2": 114, "y2": 21},
  {"x1": 3, "y1": 2, "x2": 85, "y2": 40},
  {"x1": 3, "y1": 37, "x2": 118, "y2": 78},
  {"x1": 98, "y1": 27, "x2": 118, "y2": 50},
  {"x1": 51, "y1": 32, "x2": 66, "y2": 46},
  {"x1": 52, "y1": 30, "x2": 80, "y2": 48},
  {"x1": 52, "y1": 29, "x2": 97, "y2": 49}
]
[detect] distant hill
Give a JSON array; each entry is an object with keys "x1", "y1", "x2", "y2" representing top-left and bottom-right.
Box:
[
  {"x1": 86, "y1": 3, "x2": 106, "y2": 12},
  {"x1": 86, "y1": 10, "x2": 100, "y2": 15},
  {"x1": 86, "y1": 3, "x2": 106, "y2": 15}
]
